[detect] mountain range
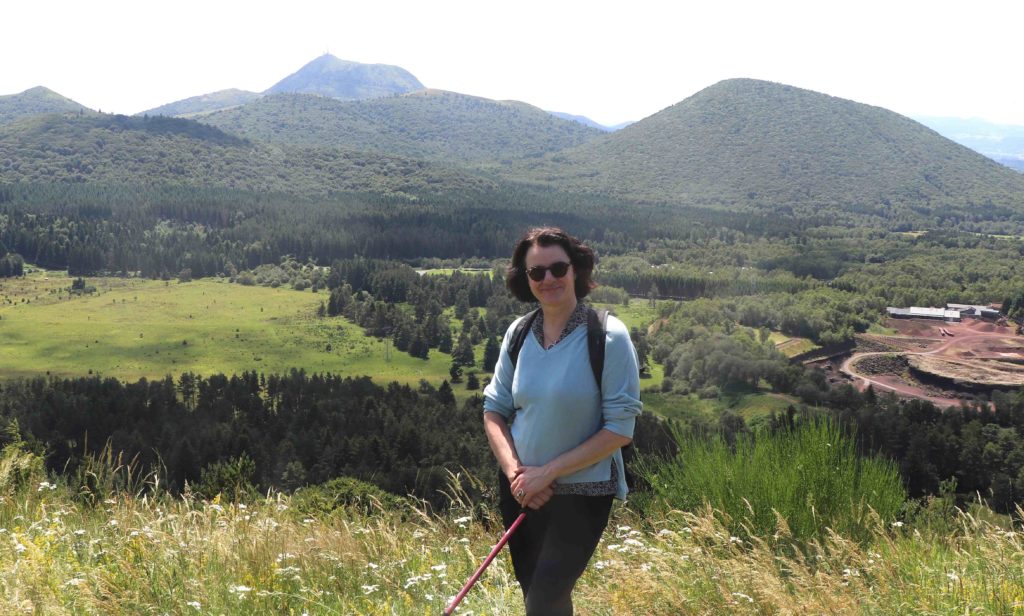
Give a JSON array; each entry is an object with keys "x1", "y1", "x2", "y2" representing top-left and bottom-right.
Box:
[{"x1": 2, "y1": 56, "x2": 1023, "y2": 223}]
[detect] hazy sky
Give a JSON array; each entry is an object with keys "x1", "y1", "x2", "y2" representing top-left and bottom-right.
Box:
[{"x1": 3, "y1": 0, "x2": 1022, "y2": 126}]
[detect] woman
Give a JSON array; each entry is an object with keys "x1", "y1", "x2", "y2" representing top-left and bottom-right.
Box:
[{"x1": 483, "y1": 227, "x2": 642, "y2": 615}]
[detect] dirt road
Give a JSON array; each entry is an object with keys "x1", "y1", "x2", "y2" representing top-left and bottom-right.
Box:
[{"x1": 840, "y1": 323, "x2": 1022, "y2": 407}]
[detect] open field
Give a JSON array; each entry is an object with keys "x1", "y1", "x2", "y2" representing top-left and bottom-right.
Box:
[
  {"x1": 0, "y1": 270, "x2": 455, "y2": 387},
  {"x1": 415, "y1": 268, "x2": 493, "y2": 277},
  {"x1": 769, "y1": 332, "x2": 819, "y2": 358}
]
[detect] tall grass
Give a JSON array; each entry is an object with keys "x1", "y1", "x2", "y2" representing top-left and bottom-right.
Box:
[
  {"x1": 640, "y1": 420, "x2": 906, "y2": 544},
  {"x1": 3, "y1": 433, "x2": 1023, "y2": 614}
]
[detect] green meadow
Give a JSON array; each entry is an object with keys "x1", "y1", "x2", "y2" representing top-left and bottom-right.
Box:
[
  {"x1": 0, "y1": 270, "x2": 455, "y2": 386},
  {"x1": 0, "y1": 269, "x2": 669, "y2": 401}
]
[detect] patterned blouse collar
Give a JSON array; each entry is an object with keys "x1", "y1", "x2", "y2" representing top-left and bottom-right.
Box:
[{"x1": 532, "y1": 302, "x2": 589, "y2": 349}]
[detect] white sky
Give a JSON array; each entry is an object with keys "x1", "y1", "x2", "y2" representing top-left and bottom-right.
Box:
[{"x1": 3, "y1": 0, "x2": 1023, "y2": 126}]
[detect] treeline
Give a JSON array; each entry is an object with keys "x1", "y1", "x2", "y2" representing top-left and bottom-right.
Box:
[
  {"x1": 0, "y1": 251, "x2": 23, "y2": 277},
  {"x1": 0, "y1": 184, "x2": 614, "y2": 276},
  {"x1": 654, "y1": 289, "x2": 882, "y2": 363},
  {"x1": 1004, "y1": 290, "x2": 1024, "y2": 323},
  {"x1": 0, "y1": 371, "x2": 486, "y2": 507},
  {"x1": 0, "y1": 371, "x2": 673, "y2": 508},
  {"x1": 599, "y1": 264, "x2": 816, "y2": 299},
  {"x1": 0, "y1": 181, "x2": 811, "y2": 279},
  {"x1": 320, "y1": 260, "x2": 523, "y2": 377}
]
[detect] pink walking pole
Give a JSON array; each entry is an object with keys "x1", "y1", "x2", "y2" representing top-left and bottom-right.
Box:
[{"x1": 443, "y1": 511, "x2": 527, "y2": 615}]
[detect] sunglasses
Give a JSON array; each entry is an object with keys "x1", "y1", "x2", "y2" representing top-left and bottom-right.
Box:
[{"x1": 526, "y1": 261, "x2": 571, "y2": 282}]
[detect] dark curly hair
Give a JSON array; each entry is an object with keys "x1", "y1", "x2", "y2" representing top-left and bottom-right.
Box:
[{"x1": 505, "y1": 227, "x2": 596, "y2": 303}]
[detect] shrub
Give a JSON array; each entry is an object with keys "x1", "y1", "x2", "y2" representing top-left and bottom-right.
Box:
[
  {"x1": 291, "y1": 476, "x2": 408, "y2": 517},
  {"x1": 640, "y1": 419, "x2": 905, "y2": 545},
  {"x1": 195, "y1": 455, "x2": 258, "y2": 502}
]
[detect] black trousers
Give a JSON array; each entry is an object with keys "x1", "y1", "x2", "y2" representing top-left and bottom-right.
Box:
[{"x1": 498, "y1": 472, "x2": 614, "y2": 616}]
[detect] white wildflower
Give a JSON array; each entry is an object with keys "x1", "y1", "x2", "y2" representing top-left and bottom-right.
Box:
[
  {"x1": 891, "y1": 521, "x2": 904, "y2": 528},
  {"x1": 108, "y1": 519, "x2": 119, "y2": 527},
  {"x1": 640, "y1": 562, "x2": 653, "y2": 571},
  {"x1": 65, "y1": 577, "x2": 86, "y2": 587},
  {"x1": 404, "y1": 575, "x2": 423, "y2": 589},
  {"x1": 229, "y1": 585, "x2": 252, "y2": 594},
  {"x1": 361, "y1": 584, "x2": 379, "y2": 594},
  {"x1": 431, "y1": 564, "x2": 447, "y2": 572},
  {"x1": 186, "y1": 601, "x2": 201, "y2": 610},
  {"x1": 366, "y1": 562, "x2": 379, "y2": 569},
  {"x1": 458, "y1": 538, "x2": 470, "y2": 544},
  {"x1": 454, "y1": 516, "x2": 472, "y2": 525},
  {"x1": 729, "y1": 536, "x2": 743, "y2": 544},
  {"x1": 624, "y1": 538, "x2": 644, "y2": 548},
  {"x1": 947, "y1": 572, "x2": 960, "y2": 582},
  {"x1": 732, "y1": 592, "x2": 754, "y2": 603}
]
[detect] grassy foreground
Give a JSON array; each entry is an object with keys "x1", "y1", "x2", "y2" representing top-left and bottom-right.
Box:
[{"x1": 2, "y1": 442, "x2": 1022, "y2": 615}]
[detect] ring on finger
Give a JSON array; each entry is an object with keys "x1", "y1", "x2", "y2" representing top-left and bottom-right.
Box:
[{"x1": 516, "y1": 489, "x2": 525, "y2": 499}]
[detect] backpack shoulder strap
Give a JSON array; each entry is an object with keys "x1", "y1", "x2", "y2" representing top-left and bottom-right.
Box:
[
  {"x1": 507, "y1": 308, "x2": 541, "y2": 370},
  {"x1": 587, "y1": 307, "x2": 609, "y2": 390},
  {"x1": 509, "y1": 307, "x2": 607, "y2": 391}
]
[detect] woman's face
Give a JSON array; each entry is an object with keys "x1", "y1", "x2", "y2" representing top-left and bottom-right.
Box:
[{"x1": 524, "y1": 242, "x2": 576, "y2": 310}]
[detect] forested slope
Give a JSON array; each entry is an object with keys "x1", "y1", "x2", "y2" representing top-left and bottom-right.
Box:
[
  {"x1": 195, "y1": 90, "x2": 603, "y2": 163},
  {"x1": 0, "y1": 86, "x2": 93, "y2": 126},
  {"x1": 141, "y1": 88, "x2": 261, "y2": 118},
  {"x1": 0, "y1": 113, "x2": 493, "y2": 196},
  {"x1": 504, "y1": 79, "x2": 1024, "y2": 225}
]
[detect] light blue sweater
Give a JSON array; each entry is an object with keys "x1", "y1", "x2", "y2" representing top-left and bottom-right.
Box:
[{"x1": 483, "y1": 311, "x2": 643, "y2": 500}]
